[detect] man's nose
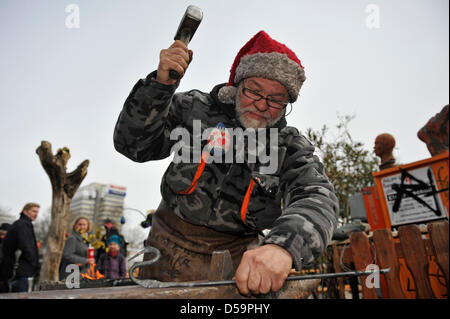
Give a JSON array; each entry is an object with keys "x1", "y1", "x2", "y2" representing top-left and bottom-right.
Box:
[{"x1": 253, "y1": 98, "x2": 270, "y2": 112}]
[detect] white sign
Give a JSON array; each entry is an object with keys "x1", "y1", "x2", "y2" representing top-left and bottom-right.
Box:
[{"x1": 381, "y1": 166, "x2": 446, "y2": 226}]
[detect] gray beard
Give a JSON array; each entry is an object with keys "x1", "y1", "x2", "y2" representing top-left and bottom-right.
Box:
[{"x1": 235, "y1": 94, "x2": 284, "y2": 129}]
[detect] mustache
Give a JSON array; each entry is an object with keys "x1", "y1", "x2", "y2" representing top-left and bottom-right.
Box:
[
  {"x1": 239, "y1": 107, "x2": 271, "y2": 120},
  {"x1": 246, "y1": 111, "x2": 269, "y2": 119}
]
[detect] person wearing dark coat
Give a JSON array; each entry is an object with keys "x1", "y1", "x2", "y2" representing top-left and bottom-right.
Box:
[
  {"x1": 0, "y1": 223, "x2": 11, "y2": 265},
  {"x1": 113, "y1": 31, "x2": 339, "y2": 295},
  {"x1": 97, "y1": 235, "x2": 127, "y2": 279},
  {"x1": 59, "y1": 216, "x2": 95, "y2": 280},
  {"x1": 0, "y1": 203, "x2": 40, "y2": 293},
  {"x1": 96, "y1": 220, "x2": 128, "y2": 264}
]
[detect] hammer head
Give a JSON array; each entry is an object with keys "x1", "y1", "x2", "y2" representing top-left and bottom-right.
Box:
[{"x1": 174, "y1": 5, "x2": 203, "y2": 45}]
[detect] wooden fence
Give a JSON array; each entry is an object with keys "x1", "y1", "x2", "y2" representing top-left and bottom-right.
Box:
[{"x1": 332, "y1": 219, "x2": 448, "y2": 299}]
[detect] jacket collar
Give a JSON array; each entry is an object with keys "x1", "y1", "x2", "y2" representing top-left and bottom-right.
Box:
[{"x1": 20, "y1": 212, "x2": 33, "y2": 223}]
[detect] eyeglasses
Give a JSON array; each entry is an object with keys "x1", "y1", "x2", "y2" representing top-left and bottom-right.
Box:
[{"x1": 241, "y1": 84, "x2": 289, "y2": 110}]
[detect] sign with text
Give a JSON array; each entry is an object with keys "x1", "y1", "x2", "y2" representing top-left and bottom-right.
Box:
[
  {"x1": 108, "y1": 184, "x2": 127, "y2": 197},
  {"x1": 380, "y1": 165, "x2": 446, "y2": 226},
  {"x1": 373, "y1": 151, "x2": 449, "y2": 229}
]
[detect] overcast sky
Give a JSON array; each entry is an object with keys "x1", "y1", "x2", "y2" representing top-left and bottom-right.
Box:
[{"x1": 0, "y1": 0, "x2": 448, "y2": 226}]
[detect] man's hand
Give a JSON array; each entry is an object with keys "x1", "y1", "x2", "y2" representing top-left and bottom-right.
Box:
[
  {"x1": 156, "y1": 40, "x2": 193, "y2": 85},
  {"x1": 235, "y1": 244, "x2": 293, "y2": 296}
]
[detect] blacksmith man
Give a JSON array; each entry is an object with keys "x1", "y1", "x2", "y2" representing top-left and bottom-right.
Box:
[{"x1": 113, "y1": 31, "x2": 338, "y2": 296}]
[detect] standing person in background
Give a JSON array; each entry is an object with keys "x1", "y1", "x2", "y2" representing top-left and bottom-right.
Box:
[
  {"x1": 0, "y1": 203, "x2": 40, "y2": 293},
  {"x1": 97, "y1": 219, "x2": 128, "y2": 263},
  {"x1": 59, "y1": 216, "x2": 95, "y2": 280},
  {"x1": 97, "y1": 235, "x2": 127, "y2": 279},
  {"x1": 0, "y1": 223, "x2": 11, "y2": 265}
]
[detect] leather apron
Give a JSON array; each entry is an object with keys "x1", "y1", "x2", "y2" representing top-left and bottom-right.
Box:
[{"x1": 140, "y1": 200, "x2": 260, "y2": 282}]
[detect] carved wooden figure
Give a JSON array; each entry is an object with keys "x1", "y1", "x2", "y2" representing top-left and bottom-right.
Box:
[
  {"x1": 374, "y1": 133, "x2": 396, "y2": 170},
  {"x1": 417, "y1": 105, "x2": 449, "y2": 157}
]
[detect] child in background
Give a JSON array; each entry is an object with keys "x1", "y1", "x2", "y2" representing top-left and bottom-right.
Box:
[{"x1": 98, "y1": 235, "x2": 127, "y2": 279}]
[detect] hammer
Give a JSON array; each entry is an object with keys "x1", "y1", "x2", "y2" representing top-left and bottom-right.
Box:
[{"x1": 169, "y1": 5, "x2": 203, "y2": 80}]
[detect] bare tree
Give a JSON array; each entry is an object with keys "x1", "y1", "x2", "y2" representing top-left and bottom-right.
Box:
[{"x1": 36, "y1": 141, "x2": 89, "y2": 282}]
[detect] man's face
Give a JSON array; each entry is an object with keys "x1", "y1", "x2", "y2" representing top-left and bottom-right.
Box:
[
  {"x1": 23, "y1": 206, "x2": 39, "y2": 222},
  {"x1": 236, "y1": 77, "x2": 289, "y2": 129}
]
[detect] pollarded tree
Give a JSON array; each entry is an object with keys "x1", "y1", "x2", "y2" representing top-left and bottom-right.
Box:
[{"x1": 36, "y1": 141, "x2": 89, "y2": 282}]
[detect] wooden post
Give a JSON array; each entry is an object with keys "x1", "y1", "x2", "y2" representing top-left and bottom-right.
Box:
[
  {"x1": 372, "y1": 229, "x2": 406, "y2": 298},
  {"x1": 349, "y1": 232, "x2": 379, "y2": 299},
  {"x1": 398, "y1": 225, "x2": 435, "y2": 298},
  {"x1": 36, "y1": 141, "x2": 89, "y2": 283},
  {"x1": 208, "y1": 250, "x2": 234, "y2": 281},
  {"x1": 427, "y1": 220, "x2": 449, "y2": 290},
  {"x1": 332, "y1": 245, "x2": 346, "y2": 299}
]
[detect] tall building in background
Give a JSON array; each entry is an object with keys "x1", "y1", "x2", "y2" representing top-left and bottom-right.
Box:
[{"x1": 69, "y1": 183, "x2": 127, "y2": 231}]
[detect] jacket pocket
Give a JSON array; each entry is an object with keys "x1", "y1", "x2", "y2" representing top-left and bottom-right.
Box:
[{"x1": 241, "y1": 175, "x2": 282, "y2": 230}]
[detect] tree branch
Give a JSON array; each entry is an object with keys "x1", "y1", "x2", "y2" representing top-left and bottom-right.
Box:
[{"x1": 65, "y1": 159, "x2": 90, "y2": 198}]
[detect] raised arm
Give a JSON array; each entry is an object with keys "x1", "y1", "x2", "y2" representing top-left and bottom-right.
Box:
[{"x1": 113, "y1": 41, "x2": 193, "y2": 162}]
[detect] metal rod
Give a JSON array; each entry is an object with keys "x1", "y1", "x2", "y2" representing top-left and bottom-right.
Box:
[
  {"x1": 175, "y1": 268, "x2": 391, "y2": 288},
  {"x1": 128, "y1": 246, "x2": 390, "y2": 289}
]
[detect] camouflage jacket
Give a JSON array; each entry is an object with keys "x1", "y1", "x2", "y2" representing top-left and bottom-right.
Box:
[{"x1": 113, "y1": 71, "x2": 339, "y2": 269}]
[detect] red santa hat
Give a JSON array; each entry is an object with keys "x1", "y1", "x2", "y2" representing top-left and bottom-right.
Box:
[{"x1": 218, "y1": 30, "x2": 306, "y2": 105}]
